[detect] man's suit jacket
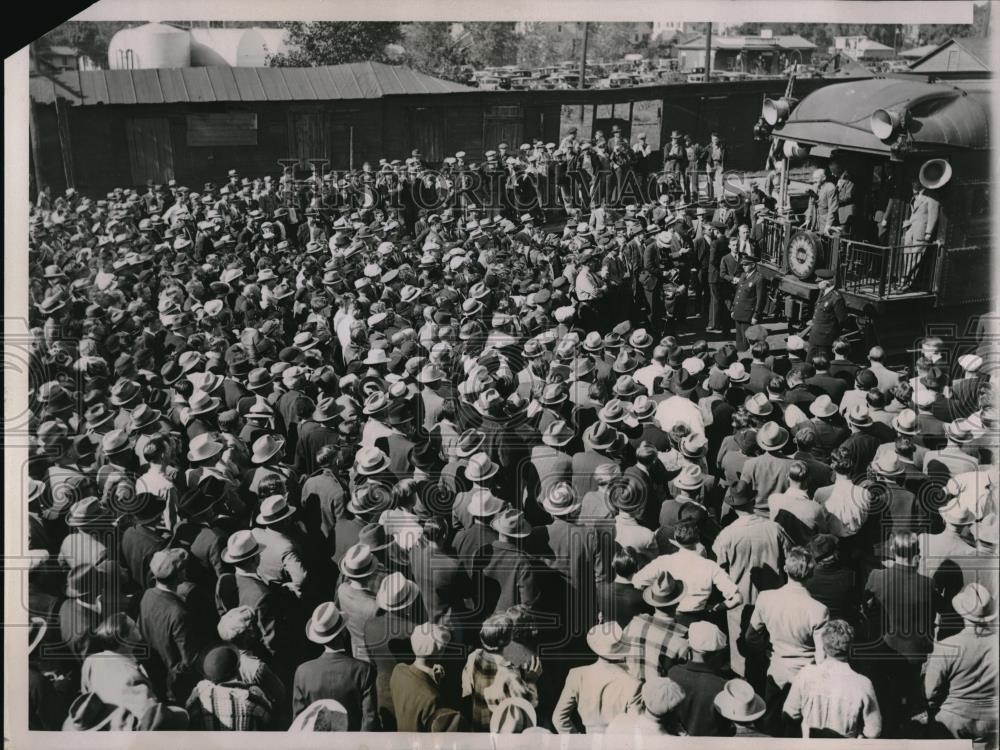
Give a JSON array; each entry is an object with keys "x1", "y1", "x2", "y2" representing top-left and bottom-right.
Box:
[
  {"x1": 475, "y1": 540, "x2": 541, "y2": 616},
  {"x1": 236, "y1": 571, "x2": 290, "y2": 658},
  {"x1": 806, "y1": 373, "x2": 848, "y2": 404},
  {"x1": 390, "y1": 663, "x2": 445, "y2": 732},
  {"x1": 121, "y1": 523, "x2": 167, "y2": 589},
  {"x1": 138, "y1": 587, "x2": 202, "y2": 698},
  {"x1": 572, "y1": 449, "x2": 615, "y2": 499},
  {"x1": 747, "y1": 362, "x2": 775, "y2": 394},
  {"x1": 529, "y1": 445, "x2": 573, "y2": 504},
  {"x1": 293, "y1": 650, "x2": 378, "y2": 730},
  {"x1": 529, "y1": 518, "x2": 603, "y2": 627},
  {"x1": 294, "y1": 421, "x2": 340, "y2": 475},
  {"x1": 903, "y1": 189, "x2": 940, "y2": 242},
  {"x1": 363, "y1": 611, "x2": 423, "y2": 728},
  {"x1": 408, "y1": 544, "x2": 471, "y2": 625}
]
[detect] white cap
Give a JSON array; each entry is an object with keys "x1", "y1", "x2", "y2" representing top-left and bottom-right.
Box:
[
  {"x1": 554, "y1": 306, "x2": 576, "y2": 323},
  {"x1": 682, "y1": 357, "x2": 706, "y2": 376},
  {"x1": 688, "y1": 621, "x2": 727, "y2": 652},
  {"x1": 786, "y1": 335, "x2": 806, "y2": 351},
  {"x1": 914, "y1": 389, "x2": 938, "y2": 408}
]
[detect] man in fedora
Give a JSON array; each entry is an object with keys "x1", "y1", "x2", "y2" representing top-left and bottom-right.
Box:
[
  {"x1": 622, "y1": 570, "x2": 689, "y2": 682},
  {"x1": 475, "y1": 508, "x2": 540, "y2": 617},
  {"x1": 899, "y1": 174, "x2": 942, "y2": 291},
  {"x1": 120, "y1": 493, "x2": 169, "y2": 589},
  {"x1": 335, "y1": 543, "x2": 382, "y2": 663},
  {"x1": 924, "y1": 582, "x2": 998, "y2": 745},
  {"x1": 784, "y1": 619, "x2": 882, "y2": 738},
  {"x1": 740, "y1": 421, "x2": 794, "y2": 513},
  {"x1": 919, "y1": 499, "x2": 980, "y2": 632},
  {"x1": 253, "y1": 494, "x2": 310, "y2": 599},
  {"x1": 294, "y1": 602, "x2": 378, "y2": 730},
  {"x1": 668, "y1": 621, "x2": 736, "y2": 736},
  {"x1": 363, "y1": 572, "x2": 427, "y2": 729},
  {"x1": 573, "y1": 422, "x2": 623, "y2": 499},
  {"x1": 294, "y1": 395, "x2": 341, "y2": 475},
  {"x1": 606, "y1": 676, "x2": 687, "y2": 736},
  {"x1": 452, "y1": 489, "x2": 505, "y2": 575},
  {"x1": 552, "y1": 619, "x2": 641, "y2": 734},
  {"x1": 529, "y1": 420, "x2": 575, "y2": 513},
  {"x1": 806, "y1": 394, "x2": 849, "y2": 463},
  {"x1": 923, "y1": 421, "x2": 981, "y2": 478}
]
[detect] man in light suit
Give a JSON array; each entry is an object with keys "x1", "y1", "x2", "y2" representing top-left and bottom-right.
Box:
[
  {"x1": 804, "y1": 168, "x2": 839, "y2": 235},
  {"x1": 901, "y1": 180, "x2": 941, "y2": 290},
  {"x1": 832, "y1": 161, "x2": 856, "y2": 239}
]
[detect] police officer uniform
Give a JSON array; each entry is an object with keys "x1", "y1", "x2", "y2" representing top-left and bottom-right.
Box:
[
  {"x1": 730, "y1": 257, "x2": 767, "y2": 353},
  {"x1": 807, "y1": 268, "x2": 848, "y2": 358}
]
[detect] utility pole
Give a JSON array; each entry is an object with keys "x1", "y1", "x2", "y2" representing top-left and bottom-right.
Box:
[
  {"x1": 704, "y1": 22, "x2": 712, "y2": 79},
  {"x1": 579, "y1": 22, "x2": 590, "y2": 88}
]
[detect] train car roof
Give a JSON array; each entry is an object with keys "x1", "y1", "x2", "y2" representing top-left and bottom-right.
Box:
[{"x1": 773, "y1": 77, "x2": 990, "y2": 155}]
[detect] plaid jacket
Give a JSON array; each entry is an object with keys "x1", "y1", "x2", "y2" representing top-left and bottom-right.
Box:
[
  {"x1": 623, "y1": 612, "x2": 690, "y2": 683},
  {"x1": 186, "y1": 679, "x2": 272, "y2": 731}
]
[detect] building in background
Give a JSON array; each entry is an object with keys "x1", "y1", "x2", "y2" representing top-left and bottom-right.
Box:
[
  {"x1": 832, "y1": 36, "x2": 895, "y2": 61},
  {"x1": 675, "y1": 30, "x2": 816, "y2": 73},
  {"x1": 30, "y1": 45, "x2": 100, "y2": 73},
  {"x1": 907, "y1": 37, "x2": 991, "y2": 74}
]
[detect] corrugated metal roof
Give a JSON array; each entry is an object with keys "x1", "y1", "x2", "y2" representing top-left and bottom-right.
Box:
[{"x1": 29, "y1": 61, "x2": 472, "y2": 106}]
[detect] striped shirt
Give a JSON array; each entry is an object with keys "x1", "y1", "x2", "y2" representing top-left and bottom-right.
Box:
[{"x1": 623, "y1": 612, "x2": 689, "y2": 683}]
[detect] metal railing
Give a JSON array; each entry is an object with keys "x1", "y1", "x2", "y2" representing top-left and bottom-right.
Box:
[
  {"x1": 839, "y1": 239, "x2": 940, "y2": 299},
  {"x1": 760, "y1": 217, "x2": 788, "y2": 269}
]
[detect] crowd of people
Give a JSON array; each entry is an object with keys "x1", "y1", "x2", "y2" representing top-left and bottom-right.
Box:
[{"x1": 24, "y1": 134, "x2": 998, "y2": 743}]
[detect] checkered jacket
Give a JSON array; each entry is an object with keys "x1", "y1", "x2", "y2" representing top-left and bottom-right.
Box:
[
  {"x1": 623, "y1": 612, "x2": 690, "y2": 683},
  {"x1": 186, "y1": 679, "x2": 272, "y2": 731}
]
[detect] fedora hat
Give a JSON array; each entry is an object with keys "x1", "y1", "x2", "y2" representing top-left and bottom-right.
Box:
[
  {"x1": 674, "y1": 464, "x2": 705, "y2": 491},
  {"x1": 725, "y1": 362, "x2": 749, "y2": 384},
  {"x1": 847, "y1": 403, "x2": 874, "y2": 427},
  {"x1": 680, "y1": 434, "x2": 708, "y2": 459},
  {"x1": 187, "y1": 389, "x2": 221, "y2": 417},
  {"x1": 455, "y1": 429, "x2": 486, "y2": 458},
  {"x1": 358, "y1": 523, "x2": 394, "y2": 551},
  {"x1": 919, "y1": 158, "x2": 952, "y2": 190},
  {"x1": 251, "y1": 434, "x2": 285, "y2": 464},
  {"x1": 598, "y1": 399, "x2": 628, "y2": 425},
  {"x1": 65, "y1": 497, "x2": 108, "y2": 527},
  {"x1": 84, "y1": 403, "x2": 116, "y2": 431},
  {"x1": 306, "y1": 602, "x2": 347, "y2": 644},
  {"x1": 222, "y1": 529, "x2": 260, "y2": 563},
  {"x1": 613, "y1": 349, "x2": 641, "y2": 374},
  {"x1": 376, "y1": 571, "x2": 420, "y2": 611},
  {"x1": 756, "y1": 422, "x2": 789, "y2": 452},
  {"x1": 128, "y1": 404, "x2": 161, "y2": 432},
  {"x1": 714, "y1": 679, "x2": 766, "y2": 722},
  {"x1": 468, "y1": 489, "x2": 505, "y2": 518},
  {"x1": 809, "y1": 394, "x2": 838, "y2": 418},
  {"x1": 586, "y1": 620, "x2": 628, "y2": 661},
  {"x1": 340, "y1": 543, "x2": 378, "y2": 579},
  {"x1": 347, "y1": 482, "x2": 393, "y2": 516},
  {"x1": 585, "y1": 421, "x2": 618, "y2": 451},
  {"x1": 362, "y1": 391, "x2": 389, "y2": 416},
  {"x1": 538, "y1": 383, "x2": 568, "y2": 407},
  {"x1": 643, "y1": 571, "x2": 685, "y2": 608},
  {"x1": 100, "y1": 428, "x2": 131, "y2": 456},
  {"x1": 946, "y1": 420, "x2": 974, "y2": 444},
  {"x1": 465, "y1": 452, "x2": 499, "y2": 483},
  {"x1": 490, "y1": 508, "x2": 532, "y2": 538},
  {"x1": 186, "y1": 433, "x2": 223, "y2": 463},
  {"x1": 940, "y1": 499, "x2": 975, "y2": 526},
  {"x1": 417, "y1": 364, "x2": 445, "y2": 384},
  {"x1": 179, "y1": 475, "x2": 228, "y2": 519},
  {"x1": 892, "y1": 408, "x2": 918, "y2": 435},
  {"x1": 952, "y1": 582, "x2": 996, "y2": 623},
  {"x1": 311, "y1": 396, "x2": 339, "y2": 423},
  {"x1": 109, "y1": 379, "x2": 142, "y2": 406},
  {"x1": 256, "y1": 494, "x2": 296, "y2": 525},
  {"x1": 725, "y1": 480, "x2": 755, "y2": 509},
  {"x1": 246, "y1": 368, "x2": 273, "y2": 392},
  {"x1": 871, "y1": 451, "x2": 905, "y2": 477},
  {"x1": 541, "y1": 420, "x2": 574, "y2": 448},
  {"x1": 542, "y1": 483, "x2": 581, "y2": 516},
  {"x1": 354, "y1": 446, "x2": 391, "y2": 476},
  {"x1": 744, "y1": 393, "x2": 773, "y2": 417},
  {"x1": 631, "y1": 395, "x2": 657, "y2": 422}
]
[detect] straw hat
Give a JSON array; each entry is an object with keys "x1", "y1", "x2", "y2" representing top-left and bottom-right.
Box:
[
  {"x1": 468, "y1": 489, "x2": 505, "y2": 518},
  {"x1": 375, "y1": 572, "x2": 420, "y2": 611},
  {"x1": 354, "y1": 446, "x2": 391, "y2": 476},
  {"x1": 251, "y1": 434, "x2": 285, "y2": 464},
  {"x1": 339, "y1": 543, "x2": 378, "y2": 579},
  {"x1": 255, "y1": 494, "x2": 296, "y2": 525},
  {"x1": 542, "y1": 483, "x2": 581, "y2": 516},
  {"x1": 221, "y1": 530, "x2": 260, "y2": 564},
  {"x1": 951, "y1": 582, "x2": 996, "y2": 623},
  {"x1": 586, "y1": 619, "x2": 628, "y2": 661},
  {"x1": 491, "y1": 508, "x2": 532, "y2": 538},
  {"x1": 809, "y1": 394, "x2": 838, "y2": 418},
  {"x1": 465, "y1": 452, "x2": 499, "y2": 483},
  {"x1": 541, "y1": 420, "x2": 574, "y2": 448}
]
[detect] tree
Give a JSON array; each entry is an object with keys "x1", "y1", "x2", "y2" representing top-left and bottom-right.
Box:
[
  {"x1": 35, "y1": 21, "x2": 133, "y2": 69},
  {"x1": 268, "y1": 21, "x2": 403, "y2": 66},
  {"x1": 403, "y1": 22, "x2": 471, "y2": 82},
  {"x1": 464, "y1": 22, "x2": 519, "y2": 67}
]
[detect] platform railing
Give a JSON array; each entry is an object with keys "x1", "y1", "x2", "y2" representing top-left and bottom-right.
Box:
[{"x1": 838, "y1": 239, "x2": 940, "y2": 299}]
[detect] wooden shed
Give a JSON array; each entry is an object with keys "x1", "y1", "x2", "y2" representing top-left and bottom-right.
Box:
[{"x1": 29, "y1": 62, "x2": 846, "y2": 197}]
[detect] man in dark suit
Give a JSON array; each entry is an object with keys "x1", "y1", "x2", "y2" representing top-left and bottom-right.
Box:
[
  {"x1": 807, "y1": 269, "x2": 849, "y2": 359},
  {"x1": 138, "y1": 548, "x2": 205, "y2": 702},
  {"x1": 805, "y1": 354, "x2": 848, "y2": 405},
  {"x1": 706, "y1": 222, "x2": 731, "y2": 334},
  {"x1": 294, "y1": 602, "x2": 378, "y2": 730},
  {"x1": 294, "y1": 396, "x2": 341, "y2": 475},
  {"x1": 639, "y1": 232, "x2": 665, "y2": 337},
  {"x1": 747, "y1": 342, "x2": 776, "y2": 394},
  {"x1": 408, "y1": 518, "x2": 472, "y2": 635},
  {"x1": 121, "y1": 494, "x2": 169, "y2": 589},
  {"x1": 730, "y1": 256, "x2": 767, "y2": 353}
]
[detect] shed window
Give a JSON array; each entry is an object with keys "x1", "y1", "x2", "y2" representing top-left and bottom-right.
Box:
[{"x1": 187, "y1": 113, "x2": 258, "y2": 147}]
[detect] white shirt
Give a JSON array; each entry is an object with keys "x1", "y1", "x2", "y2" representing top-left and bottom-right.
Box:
[
  {"x1": 632, "y1": 547, "x2": 740, "y2": 613},
  {"x1": 635, "y1": 362, "x2": 666, "y2": 395},
  {"x1": 655, "y1": 396, "x2": 705, "y2": 439}
]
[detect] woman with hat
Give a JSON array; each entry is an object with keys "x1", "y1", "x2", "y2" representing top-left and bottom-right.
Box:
[{"x1": 552, "y1": 618, "x2": 641, "y2": 734}]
